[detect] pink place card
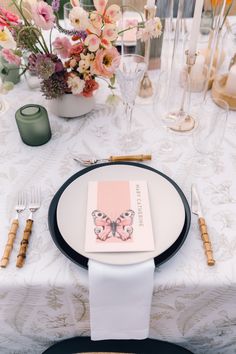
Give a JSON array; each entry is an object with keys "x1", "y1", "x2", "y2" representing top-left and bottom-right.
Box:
[{"x1": 85, "y1": 180, "x2": 155, "y2": 253}]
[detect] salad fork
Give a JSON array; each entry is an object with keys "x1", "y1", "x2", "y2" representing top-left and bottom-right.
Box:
[
  {"x1": 16, "y1": 188, "x2": 41, "y2": 268},
  {"x1": 0, "y1": 192, "x2": 26, "y2": 268}
]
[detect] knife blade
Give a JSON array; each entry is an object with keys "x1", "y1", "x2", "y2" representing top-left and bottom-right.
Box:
[{"x1": 191, "y1": 184, "x2": 215, "y2": 266}]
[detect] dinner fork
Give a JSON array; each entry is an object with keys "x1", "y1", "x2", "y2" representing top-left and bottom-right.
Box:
[
  {"x1": 0, "y1": 192, "x2": 26, "y2": 268},
  {"x1": 16, "y1": 188, "x2": 41, "y2": 268}
]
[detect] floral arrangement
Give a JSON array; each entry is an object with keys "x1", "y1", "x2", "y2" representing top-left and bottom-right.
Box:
[{"x1": 0, "y1": 0, "x2": 162, "y2": 100}]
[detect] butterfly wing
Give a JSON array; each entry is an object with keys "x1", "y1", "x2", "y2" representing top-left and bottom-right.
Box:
[
  {"x1": 92, "y1": 210, "x2": 112, "y2": 241},
  {"x1": 115, "y1": 209, "x2": 135, "y2": 241}
]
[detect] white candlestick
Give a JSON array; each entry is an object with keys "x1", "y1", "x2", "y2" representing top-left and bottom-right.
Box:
[
  {"x1": 180, "y1": 54, "x2": 206, "y2": 92},
  {"x1": 188, "y1": 0, "x2": 204, "y2": 57},
  {"x1": 146, "y1": 0, "x2": 155, "y2": 9},
  {"x1": 225, "y1": 65, "x2": 236, "y2": 96},
  {"x1": 190, "y1": 54, "x2": 205, "y2": 79}
]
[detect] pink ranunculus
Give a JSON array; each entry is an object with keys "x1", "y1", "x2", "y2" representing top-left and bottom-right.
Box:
[
  {"x1": 0, "y1": 7, "x2": 19, "y2": 29},
  {"x1": 92, "y1": 47, "x2": 120, "y2": 79},
  {"x1": 32, "y1": 1, "x2": 55, "y2": 30},
  {"x1": 1, "y1": 48, "x2": 21, "y2": 66},
  {"x1": 69, "y1": 43, "x2": 84, "y2": 57},
  {"x1": 53, "y1": 37, "x2": 72, "y2": 59},
  {"x1": 82, "y1": 79, "x2": 99, "y2": 97}
]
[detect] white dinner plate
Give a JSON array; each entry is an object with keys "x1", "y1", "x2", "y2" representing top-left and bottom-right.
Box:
[{"x1": 55, "y1": 163, "x2": 187, "y2": 266}]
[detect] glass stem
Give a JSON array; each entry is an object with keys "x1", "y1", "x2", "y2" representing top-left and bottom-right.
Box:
[
  {"x1": 177, "y1": 65, "x2": 191, "y2": 118},
  {"x1": 125, "y1": 101, "x2": 134, "y2": 136}
]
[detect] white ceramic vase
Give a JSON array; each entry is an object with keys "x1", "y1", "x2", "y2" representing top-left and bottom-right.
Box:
[{"x1": 48, "y1": 93, "x2": 95, "y2": 118}]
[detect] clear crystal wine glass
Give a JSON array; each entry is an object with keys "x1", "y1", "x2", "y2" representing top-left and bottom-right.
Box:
[
  {"x1": 192, "y1": 97, "x2": 228, "y2": 177},
  {"x1": 152, "y1": 70, "x2": 182, "y2": 161},
  {"x1": 115, "y1": 54, "x2": 147, "y2": 151}
]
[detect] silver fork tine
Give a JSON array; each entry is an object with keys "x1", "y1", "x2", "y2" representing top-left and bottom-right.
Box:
[
  {"x1": 30, "y1": 188, "x2": 33, "y2": 204},
  {"x1": 19, "y1": 191, "x2": 24, "y2": 209},
  {"x1": 34, "y1": 188, "x2": 41, "y2": 206},
  {"x1": 35, "y1": 188, "x2": 39, "y2": 205}
]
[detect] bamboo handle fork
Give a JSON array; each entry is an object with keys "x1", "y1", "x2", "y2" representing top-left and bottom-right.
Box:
[
  {"x1": 0, "y1": 192, "x2": 26, "y2": 268},
  {"x1": 16, "y1": 188, "x2": 41, "y2": 268}
]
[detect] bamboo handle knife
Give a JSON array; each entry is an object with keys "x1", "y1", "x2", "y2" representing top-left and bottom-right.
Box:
[{"x1": 198, "y1": 217, "x2": 215, "y2": 266}]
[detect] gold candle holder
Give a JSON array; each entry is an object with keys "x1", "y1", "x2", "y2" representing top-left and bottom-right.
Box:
[
  {"x1": 212, "y1": 74, "x2": 236, "y2": 111},
  {"x1": 138, "y1": 5, "x2": 156, "y2": 99}
]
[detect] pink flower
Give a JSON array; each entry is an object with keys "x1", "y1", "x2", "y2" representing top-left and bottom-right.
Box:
[
  {"x1": 69, "y1": 43, "x2": 84, "y2": 57},
  {"x1": 82, "y1": 79, "x2": 99, "y2": 97},
  {"x1": 100, "y1": 38, "x2": 112, "y2": 49},
  {"x1": 32, "y1": 1, "x2": 55, "y2": 30},
  {"x1": 87, "y1": 11, "x2": 102, "y2": 36},
  {"x1": 53, "y1": 37, "x2": 72, "y2": 59},
  {"x1": 70, "y1": 0, "x2": 79, "y2": 7},
  {"x1": 93, "y1": 0, "x2": 121, "y2": 24},
  {"x1": 102, "y1": 24, "x2": 118, "y2": 42},
  {"x1": 67, "y1": 73, "x2": 85, "y2": 95},
  {"x1": 137, "y1": 17, "x2": 162, "y2": 42},
  {"x1": 85, "y1": 24, "x2": 118, "y2": 52},
  {"x1": 1, "y1": 48, "x2": 21, "y2": 66},
  {"x1": 0, "y1": 7, "x2": 19, "y2": 29},
  {"x1": 93, "y1": 0, "x2": 108, "y2": 15},
  {"x1": 85, "y1": 34, "x2": 100, "y2": 52},
  {"x1": 104, "y1": 4, "x2": 121, "y2": 24},
  {"x1": 69, "y1": 6, "x2": 88, "y2": 31},
  {"x1": 92, "y1": 47, "x2": 120, "y2": 79}
]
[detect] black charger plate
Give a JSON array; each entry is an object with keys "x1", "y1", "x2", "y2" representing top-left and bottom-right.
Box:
[{"x1": 48, "y1": 162, "x2": 191, "y2": 269}]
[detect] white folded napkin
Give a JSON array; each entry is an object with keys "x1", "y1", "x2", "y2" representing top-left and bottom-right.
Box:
[{"x1": 88, "y1": 259, "x2": 155, "y2": 340}]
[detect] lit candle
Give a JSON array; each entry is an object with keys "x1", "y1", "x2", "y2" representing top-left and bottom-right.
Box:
[
  {"x1": 146, "y1": 0, "x2": 155, "y2": 9},
  {"x1": 188, "y1": 0, "x2": 204, "y2": 57},
  {"x1": 225, "y1": 65, "x2": 236, "y2": 96}
]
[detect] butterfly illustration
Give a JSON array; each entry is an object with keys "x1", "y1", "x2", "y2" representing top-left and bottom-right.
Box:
[{"x1": 92, "y1": 209, "x2": 135, "y2": 241}]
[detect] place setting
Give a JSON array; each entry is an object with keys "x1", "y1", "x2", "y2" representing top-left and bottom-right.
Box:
[{"x1": 48, "y1": 160, "x2": 191, "y2": 268}]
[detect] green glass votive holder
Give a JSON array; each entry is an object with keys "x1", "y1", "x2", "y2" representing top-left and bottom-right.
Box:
[
  {"x1": 0, "y1": 58, "x2": 20, "y2": 84},
  {"x1": 15, "y1": 104, "x2": 52, "y2": 146}
]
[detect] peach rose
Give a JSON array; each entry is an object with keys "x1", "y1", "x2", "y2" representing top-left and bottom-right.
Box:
[{"x1": 92, "y1": 47, "x2": 120, "y2": 79}]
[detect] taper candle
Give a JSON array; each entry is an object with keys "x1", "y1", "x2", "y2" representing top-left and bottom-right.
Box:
[
  {"x1": 188, "y1": 0, "x2": 204, "y2": 57},
  {"x1": 146, "y1": 0, "x2": 155, "y2": 9},
  {"x1": 191, "y1": 54, "x2": 205, "y2": 79}
]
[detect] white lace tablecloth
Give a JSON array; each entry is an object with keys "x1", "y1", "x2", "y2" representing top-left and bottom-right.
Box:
[{"x1": 1, "y1": 42, "x2": 236, "y2": 354}]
